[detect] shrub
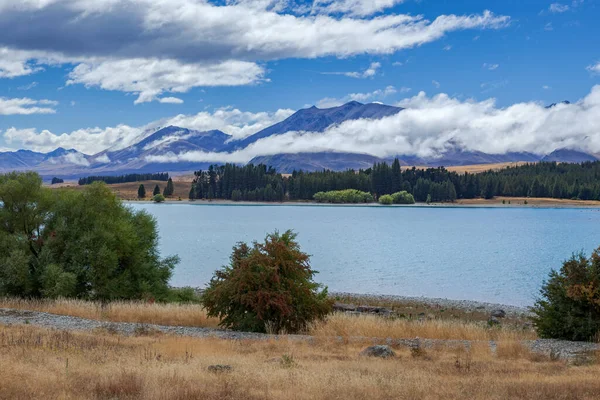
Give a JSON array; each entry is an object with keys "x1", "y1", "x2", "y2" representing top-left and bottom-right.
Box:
[
  {"x1": 153, "y1": 194, "x2": 165, "y2": 203},
  {"x1": 313, "y1": 189, "x2": 374, "y2": 204},
  {"x1": 391, "y1": 191, "x2": 415, "y2": 204},
  {"x1": 201, "y1": 230, "x2": 332, "y2": 333},
  {"x1": 531, "y1": 248, "x2": 600, "y2": 341},
  {"x1": 168, "y1": 287, "x2": 201, "y2": 303},
  {"x1": 379, "y1": 194, "x2": 393, "y2": 205}
]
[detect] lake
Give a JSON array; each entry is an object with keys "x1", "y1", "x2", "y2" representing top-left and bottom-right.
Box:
[{"x1": 127, "y1": 203, "x2": 600, "y2": 307}]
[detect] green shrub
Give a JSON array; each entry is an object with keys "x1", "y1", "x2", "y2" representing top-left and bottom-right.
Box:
[
  {"x1": 201, "y1": 230, "x2": 332, "y2": 333},
  {"x1": 391, "y1": 191, "x2": 415, "y2": 204},
  {"x1": 168, "y1": 287, "x2": 201, "y2": 303},
  {"x1": 531, "y1": 248, "x2": 600, "y2": 341},
  {"x1": 153, "y1": 194, "x2": 165, "y2": 203},
  {"x1": 313, "y1": 189, "x2": 374, "y2": 204},
  {"x1": 379, "y1": 194, "x2": 393, "y2": 205}
]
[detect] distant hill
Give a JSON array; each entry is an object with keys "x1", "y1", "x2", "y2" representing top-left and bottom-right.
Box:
[
  {"x1": 228, "y1": 101, "x2": 403, "y2": 150},
  {"x1": 0, "y1": 101, "x2": 597, "y2": 177},
  {"x1": 249, "y1": 152, "x2": 384, "y2": 172},
  {"x1": 541, "y1": 149, "x2": 598, "y2": 163}
]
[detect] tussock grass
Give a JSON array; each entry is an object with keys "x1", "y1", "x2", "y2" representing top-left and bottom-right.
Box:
[
  {"x1": 0, "y1": 324, "x2": 598, "y2": 399},
  {"x1": 0, "y1": 297, "x2": 220, "y2": 328},
  {"x1": 0, "y1": 298, "x2": 537, "y2": 342},
  {"x1": 310, "y1": 312, "x2": 536, "y2": 341}
]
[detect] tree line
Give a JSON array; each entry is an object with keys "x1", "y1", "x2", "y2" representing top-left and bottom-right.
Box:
[
  {"x1": 78, "y1": 172, "x2": 169, "y2": 186},
  {"x1": 189, "y1": 160, "x2": 600, "y2": 203}
]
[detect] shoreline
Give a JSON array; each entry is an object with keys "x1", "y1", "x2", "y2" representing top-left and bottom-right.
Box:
[
  {"x1": 329, "y1": 292, "x2": 532, "y2": 317},
  {"x1": 125, "y1": 197, "x2": 600, "y2": 209}
]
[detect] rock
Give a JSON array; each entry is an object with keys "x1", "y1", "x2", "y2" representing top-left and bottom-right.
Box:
[
  {"x1": 359, "y1": 345, "x2": 396, "y2": 358},
  {"x1": 207, "y1": 364, "x2": 233, "y2": 373},
  {"x1": 333, "y1": 303, "x2": 357, "y2": 312},
  {"x1": 490, "y1": 309, "x2": 506, "y2": 318}
]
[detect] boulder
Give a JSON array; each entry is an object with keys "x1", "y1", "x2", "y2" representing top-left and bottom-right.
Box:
[
  {"x1": 207, "y1": 364, "x2": 233, "y2": 373},
  {"x1": 490, "y1": 309, "x2": 506, "y2": 318},
  {"x1": 333, "y1": 303, "x2": 357, "y2": 312},
  {"x1": 359, "y1": 345, "x2": 396, "y2": 358}
]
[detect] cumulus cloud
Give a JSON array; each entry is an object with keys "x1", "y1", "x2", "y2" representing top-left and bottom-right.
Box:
[
  {"x1": 2, "y1": 106, "x2": 294, "y2": 153},
  {"x1": 67, "y1": 59, "x2": 266, "y2": 104},
  {"x1": 316, "y1": 86, "x2": 399, "y2": 108},
  {"x1": 0, "y1": 97, "x2": 57, "y2": 115},
  {"x1": 0, "y1": 1, "x2": 509, "y2": 101},
  {"x1": 144, "y1": 85, "x2": 600, "y2": 164}
]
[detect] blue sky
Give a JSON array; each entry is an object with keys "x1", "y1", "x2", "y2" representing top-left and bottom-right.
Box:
[{"x1": 0, "y1": 0, "x2": 599, "y2": 155}]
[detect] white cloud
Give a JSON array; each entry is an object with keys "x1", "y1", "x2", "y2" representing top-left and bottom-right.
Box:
[
  {"x1": 0, "y1": 1, "x2": 510, "y2": 96},
  {"x1": 587, "y1": 62, "x2": 600, "y2": 74},
  {"x1": 480, "y1": 80, "x2": 508, "y2": 93},
  {"x1": 94, "y1": 154, "x2": 111, "y2": 163},
  {"x1": 2, "y1": 106, "x2": 294, "y2": 153},
  {"x1": 542, "y1": 85, "x2": 551, "y2": 90},
  {"x1": 544, "y1": 22, "x2": 554, "y2": 31},
  {"x1": 311, "y1": 0, "x2": 405, "y2": 17},
  {"x1": 145, "y1": 85, "x2": 600, "y2": 163},
  {"x1": 316, "y1": 85, "x2": 399, "y2": 108},
  {"x1": 483, "y1": 63, "x2": 499, "y2": 70},
  {"x1": 0, "y1": 48, "x2": 44, "y2": 78},
  {"x1": 392, "y1": 61, "x2": 403, "y2": 67},
  {"x1": 158, "y1": 97, "x2": 184, "y2": 104},
  {"x1": 0, "y1": 97, "x2": 57, "y2": 115},
  {"x1": 432, "y1": 80, "x2": 441, "y2": 88},
  {"x1": 549, "y1": 3, "x2": 570, "y2": 13},
  {"x1": 443, "y1": 45, "x2": 452, "y2": 51},
  {"x1": 67, "y1": 58, "x2": 266, "y2": 104}
]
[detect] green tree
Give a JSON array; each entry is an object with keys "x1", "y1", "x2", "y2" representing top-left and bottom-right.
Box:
[
  {"x1": 138, "y1": 184, "x2": 146, "y2": 199},
  {"x1": 0, "y1": 173, "x2": 178, "y2": 301},
  {"x1": 153, "y1": 184, "x2": 161, "y2": 196},
  {"x1": 163, "y1": 178, "x2": 174, "y2": 197},
  {"x1": 202, "y1": 230, "x2": 332, "y2": 333},
  {"x1": 532, "y1": 248, "x2": 600, "y2": 341}
]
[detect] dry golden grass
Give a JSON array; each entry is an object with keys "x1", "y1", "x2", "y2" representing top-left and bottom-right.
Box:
[
  {"x1": 455, "y1": 196, "x2": 600, "y2": 207},
  {"x1": 51, "y1": 179, "x2": 193, "y2": 201},
  {"x1": 310, "y1": 313, "x2": 536, "y2": 341},
  {"x1": 0, "y1": 298, "x2": 535, "y2": 342},
  {"x1": 0, "y1": 298, "x2": 220, "y2": 328},
  {"x1": 0, "y1": 323, "x2": 598, "y2": 400}
]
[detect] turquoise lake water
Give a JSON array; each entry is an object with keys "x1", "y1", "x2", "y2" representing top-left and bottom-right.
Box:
[{"x1": 127, "y1": 203, "x2": 600, "y2": 306}]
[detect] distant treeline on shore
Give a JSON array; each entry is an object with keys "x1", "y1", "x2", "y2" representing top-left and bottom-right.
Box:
[
  {"x1": 189, "y1": 160, "x2": 600, "y2": 203},
  {"x1": 78, "y1": 172, "x2": 169, "y2": 186}
]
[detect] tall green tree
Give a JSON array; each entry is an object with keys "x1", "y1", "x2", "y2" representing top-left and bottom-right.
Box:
[
  {"x1": 153, "y1": 184, "x2": 161, "y2": 196},
  {"x1": 163, "y1": 178, "x2": 174, "y2": 197},
  {"x1": 0, "y1": 173, "x2": 178, "y2": 301},
  {"x1": 138, "y1": 184, "x2": 146, "y2": 199}
]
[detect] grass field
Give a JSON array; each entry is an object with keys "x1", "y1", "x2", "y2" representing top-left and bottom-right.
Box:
[{"x1": 0, "y1": 322, "x2": 598, "y2": 399}]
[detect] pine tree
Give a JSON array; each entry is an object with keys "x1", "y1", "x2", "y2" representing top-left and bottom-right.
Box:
[
  {"x1": 163, "y1": 178, "x2": 174, "y2": 197},
  {"x1": 189, "y1": 186, "x2": 196, "y2": 200},
  {"x1": 137, "y1": 184, "x2": 146, "y2": 199},
  {"x1": 153, "y1": 184, "x2": 160, "y2": 196}
]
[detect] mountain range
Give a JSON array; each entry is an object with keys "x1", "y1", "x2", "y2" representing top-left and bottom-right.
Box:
[{"x1": 1, "y1": 101, "x2": 597, "y2": 178}]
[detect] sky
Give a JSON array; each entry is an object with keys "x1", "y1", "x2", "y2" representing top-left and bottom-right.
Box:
[{"x1": 0, "y1": 0, "x2": 599, "y2": 157}]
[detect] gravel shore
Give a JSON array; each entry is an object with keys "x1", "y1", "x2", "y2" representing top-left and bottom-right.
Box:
[
  {"x1": 330, "y1": 292, "x2": 532, "y2": 317},
  {"x1": 1, "y1": 307, "x2": 597, "y2": 360}
]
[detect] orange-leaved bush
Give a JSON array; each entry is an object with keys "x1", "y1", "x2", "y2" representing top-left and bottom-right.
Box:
[{"x1": 201, "y1": 230, "x2": 332, "y2": 333}]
